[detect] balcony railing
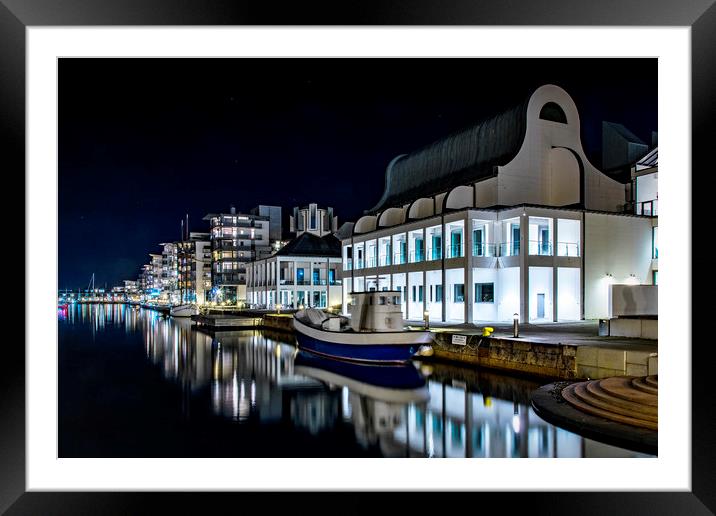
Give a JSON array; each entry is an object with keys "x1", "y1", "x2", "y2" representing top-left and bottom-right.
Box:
[
  {"x1": 556, "y1": 242, "x2": 581, "y2": 257},
  {"x1": 528, "y1": 240, "x2": 553, "y2": 256},
  {"x1": 378, "y1": 254, "x2": 391, "y2": 266},
  {"x1": 354, "y1": 259, "x2": 365, "y2": 270},
  {"x1": 499, "y1": 242, "x2": 521, "y2": 257},
  {"x1": 428, "y1": 248, "x2": 443, "y2": 261},
  {"x1": 279, "y1": 279, "x2": 294, "y2": 285},
  {"x1": 409, "y1": 250, "x2": 425, "y2": 263},
  {"x1": 366, "y1": 257, "x2": 377, "y2": 268},
  {"x1": 344, "y1": 259, "x2": 352, "y2": 271},
  {"x1": 393, "y1": 252, "x2": 407, "y2": 265},
  {"x1": 296, "y1": 279, "x2": 311, "y2": 286},
  {"x1": 446, "y1": 244, "x2": 463, "y2": 259},
  {"x1": 472, "y1": 243, "x2": 497, "y2": 257},
  {"x1": 313, "y1": 279, "x2": 327, "y2": 286}
]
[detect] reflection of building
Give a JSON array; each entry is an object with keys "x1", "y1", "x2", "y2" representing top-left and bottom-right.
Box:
[
  {"x1": 341, "y1": 84, "x2": 656, "y2": 323},
  {"x1": 203, "y1": 205, "x2": 282, "y2": 303}
]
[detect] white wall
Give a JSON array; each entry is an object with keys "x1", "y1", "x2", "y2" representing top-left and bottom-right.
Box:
[
  {"x1": 426, "y1": 270, "x2": 442, "y2": 320},
  {"x1": 557, "y1": 219, "x2": 580, "y2": 256},
  {"x1": 528, "y1": 267, "x2": 553, "y2": 322},
  {"x1": 445, "y1": 268, "x2": 465, "y2": 322},
  {"x1": 497, "y1": 267, "x2": 520, "y2": 322},
  {"x1": 557, "y1": 267, "x2": 580, "y2": 321},
  {"x1": 608, "y1": 284, "x2": 658, "y2": 317},
  {"x1": 584, "y1": 213, "x2": 653, "y2": 319}
]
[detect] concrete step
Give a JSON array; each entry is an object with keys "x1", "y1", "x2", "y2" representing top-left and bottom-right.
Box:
[
  {"x1": 644, "y1": 375, "x2": 658, "y2": 388},
  {"x1": 585, "y1": 380, "x2": 658, "y2": 418},
  {"x1": 599, "y1": 376, "x2": 658, "y2": 407},
  {"x1": 632, "y1": 376, "x2": 659, "y2": 395},
  {"x1": 562, "y1": 383, "x2": 658, "y2": 431}
]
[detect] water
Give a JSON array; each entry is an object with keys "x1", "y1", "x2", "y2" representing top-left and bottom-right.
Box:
[{"x1": 58, "y1": 304, "x2": 651, "y2": 458}]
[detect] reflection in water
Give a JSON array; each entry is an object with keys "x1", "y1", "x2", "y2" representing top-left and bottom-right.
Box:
[{"x1": 59, "y1": 304, "x2": 651, "y2": 458}]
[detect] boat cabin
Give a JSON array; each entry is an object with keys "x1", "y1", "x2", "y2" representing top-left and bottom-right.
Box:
[{"x1": 348, "y1": 291, "x2": 406, "y2": 332}]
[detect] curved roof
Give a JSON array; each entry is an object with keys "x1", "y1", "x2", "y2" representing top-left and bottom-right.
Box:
[{"x1": 367, "y1": 94, "x2": 531, "y2": 213}]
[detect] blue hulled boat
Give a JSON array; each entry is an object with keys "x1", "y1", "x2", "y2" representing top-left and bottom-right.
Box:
[{"x1": 292, "y1": 291, "x2": 433, "y2": 364}]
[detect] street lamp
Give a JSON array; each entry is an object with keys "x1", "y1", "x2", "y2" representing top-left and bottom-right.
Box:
[
  {"x1": 423, "y1": 310, "x2": 430, "y2": 330},
  {"x1": 513, "y1": 312, "x2": 520, "y2": 337}
]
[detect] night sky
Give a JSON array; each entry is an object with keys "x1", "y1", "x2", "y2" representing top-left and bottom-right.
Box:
[{"x1": 59, "y1": 58, "x2": 657, "y2": 290}]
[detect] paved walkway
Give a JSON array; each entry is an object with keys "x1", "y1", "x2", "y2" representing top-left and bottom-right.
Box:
[{"x1": 405, "y1": 319, "x2": 657, "y2": 351}]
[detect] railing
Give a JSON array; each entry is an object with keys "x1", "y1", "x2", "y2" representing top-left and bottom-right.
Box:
[
  {"x1": 528, "y1": 240, "x2": 553, "y2": 256},
  {"x1": 378, "y1": 254, "x2": 391, "y2": 266},
  {"x1": 344, "y1": 259, "x2": 352, "y2": 271},
  {"x1": 366, "y1": 257, "x2": 377, "y2": 268},
  {"x1": 328, "y1": 280, "x2": 342, "y2": 286},
  {"x1": 355, "y1": 259, "x2": 364, "y2": 270},
  {"x1": 313, "y1": 279, "x2": 327, "y2": 286},
  {"x1": 499, "y1": 241, "x2": 521, "y2": 257},
  {"x1": 279, "y1": 279, "x2": 294, "y2": 285},
  {"x1": 428, "y1": 248, "x2": 443, "y2": 261},
  {"x1": 409, "y1": 250, "x2": 425, "y2": 263},
  {"x1": 393, "y1": 252, "x2": 407, "y2": 265},
  {"x1": 636, "y1": 199, "x2": 658, "y2": 216},
  {"x1": 472, "y1": 243, "x2": 497, "y2": 257},
  {"x1": 446, "y1": 244, "x2": 463, "y2": 259},
  {"x1": 296, "y1": 279, "x2": 311, "y2": 286},
  {"x1": 556, "y1": 242, "x2": 580, "y2": 257}
]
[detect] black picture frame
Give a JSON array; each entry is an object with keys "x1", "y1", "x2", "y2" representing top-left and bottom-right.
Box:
[{"x1": 3, "y1": 1, "x2": 713, "y2": 514}]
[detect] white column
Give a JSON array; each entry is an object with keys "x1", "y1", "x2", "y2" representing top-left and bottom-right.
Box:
[
  {"x1": 552, "y1": 219, "x2": 559, "y2": 322},
  {"x1": 519, "y1": 213, "x2": 529, "y2": 324},
  {"x1": 465, "y1": 215, "x2": 473, "y2": 324}
]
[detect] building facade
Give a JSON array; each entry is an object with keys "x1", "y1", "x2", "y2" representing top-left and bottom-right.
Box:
[
  {"x1": 247, "y1": 204, "x2": 342, "y2": 309},
  {"x1": 341, "y1": 84, "x2": 656, "y2": 324},
  {"x1": 176, "y1": 232, "x2": 212, "y2": 304},
  {"x1": 203, "y1": 205, "x2": 282, "y2": 303}
]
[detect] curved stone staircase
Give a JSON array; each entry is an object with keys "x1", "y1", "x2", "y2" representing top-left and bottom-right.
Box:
[{"x1": 561, "y1": 375, "x2": 658, "y2": 431}]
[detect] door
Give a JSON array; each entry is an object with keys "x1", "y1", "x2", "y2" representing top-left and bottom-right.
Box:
[
  {"x1": 511, "y1": 224, "x2": 520, "y2": 255},
  {"x1": 473, "y1": 228, "x2": 484, "y2": 256},
  {"x1": 537, "y1": 293, "x2": 545, "y2": 319}
]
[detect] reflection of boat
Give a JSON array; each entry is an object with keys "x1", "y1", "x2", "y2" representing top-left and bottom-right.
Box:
[
  {"x1": 293, "y1": 350, "x2": 429, "y2": 404},
  {"x1": 170, "y1": 303, "x2": 199, "y2": 317},
  {"x1": 293, "y1": 291, "x2": 433, "y2": 363}
]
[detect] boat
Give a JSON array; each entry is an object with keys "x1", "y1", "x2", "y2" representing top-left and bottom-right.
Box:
[
  {"x1": 293, "y1": 350, "x2": 429, "y2": 404},
  {"x1": 170, "y1": 303, "x2": 199, "y2": 317},
  {"x1": 292, "y1": 291, "x2": 433, "y2": 364}
]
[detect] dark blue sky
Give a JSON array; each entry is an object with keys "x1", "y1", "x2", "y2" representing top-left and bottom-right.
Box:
[{"x1": 58, "y1": 58, "x2": 657, "y2": 289}]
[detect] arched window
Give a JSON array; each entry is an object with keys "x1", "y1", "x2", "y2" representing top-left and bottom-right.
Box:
[{"x1": 539, "y1": 102, "x2": 567, "y2": 124}]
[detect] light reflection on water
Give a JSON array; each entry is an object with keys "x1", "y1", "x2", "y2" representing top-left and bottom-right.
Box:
[{"x1": 60, "y1": 304, "x2": 652, "y2": 458}]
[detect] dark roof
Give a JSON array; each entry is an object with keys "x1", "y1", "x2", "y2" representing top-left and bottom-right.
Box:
[
  {"x1": 274, "y1": 232, "x2": 341, "y2": 258},
  {"x1": 367, "y1": 94, "x2": 531, "y2": 214}
]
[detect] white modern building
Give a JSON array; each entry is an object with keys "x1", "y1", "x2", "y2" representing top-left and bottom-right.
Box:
[
  {"x1": 341, "y1": 84, "x2": 656, "y2": 323},
  {"x1": 631, "y1": 147, "x2": 658, "y2": 285},
  {"x1": 247, "y1": 204, "x2": 342, "y2": 309},
  {"x1": 177, "y1": 232, "x2": 212, "y2": 305}
]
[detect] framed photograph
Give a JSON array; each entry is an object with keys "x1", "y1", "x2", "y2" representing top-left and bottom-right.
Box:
[{"x1": 4, "y1": 0, "x2": 713, "y2": 513}]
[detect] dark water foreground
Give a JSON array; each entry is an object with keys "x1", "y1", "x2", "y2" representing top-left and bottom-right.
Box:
[{"x1": 58, "y1": 304, "x2": 652, "y2": 458}]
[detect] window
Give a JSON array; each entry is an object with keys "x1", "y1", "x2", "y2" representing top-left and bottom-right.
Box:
[
  {"x1": 328, "y1": 269, "x2": 336, "y2": 285},
  {"x1": 653, "y1": 271, "x2": 658, "y2": 285},
  {"x1": 379, "y1": 296, "x2": 387, "y2": 305},
  {"x1": 393, "y1": 296, "x2": 401, "y2": 305},
  {"x1": 539, "y1": 102, "x2": 567, "y2": 124},
  {"x1": 435, "y1": 285, "x2": 443, "y2": 302},
  {"x1": 412, "y1": 285, "x2": 417, "y2": 302},
  {"x1": 454, "y1": 284, "x2": 465, "y2": 303},
  {"x1": 475, "y1": 283, "x2": 495, "y2": 303},
  {"x1": 418, "y1": 285, "x2": 424, "y2": 303}
]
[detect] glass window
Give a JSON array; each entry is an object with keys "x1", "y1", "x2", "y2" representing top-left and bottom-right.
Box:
[
  {"x1": 454, "y1": 284, "x2": 465, "y2": 303},
  {"x1": 435, "y1": 285, "x2": 443, "y2": 302},
  {"x1": 379, "y1": 296, "x2": 386, "y2": 305},
  {"x1": 475, "y1": 283, "x2": 495, "y2": 303}
]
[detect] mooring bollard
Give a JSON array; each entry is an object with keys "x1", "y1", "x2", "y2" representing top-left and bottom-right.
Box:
[{"x1": 513, "y1": 313, "x2": 519, "y2": 337}]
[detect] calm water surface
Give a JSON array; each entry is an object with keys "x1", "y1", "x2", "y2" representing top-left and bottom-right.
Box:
[{"x1": 59, "y1": 304, "x2": 651, "y2": 458}]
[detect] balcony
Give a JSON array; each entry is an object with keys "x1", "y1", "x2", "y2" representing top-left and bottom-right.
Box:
[
  {"x1": 556, "y1": 242, "x2": 580, "y2": 257},
  {"x1": 296, "y1": 279, "x2": 311, "y2": 286},
  {"x1": 393, "y1": 252, "x2": 407, "y2": 265},
  {"x1": 354, "y1": 259, "x2": 365, "y2": 270},
  {"x1": 378, "y1": 254, "x2": 391, "y2": 266},
  {"x1": 409, "y1": 250, "x2": 425, "y2": 263},
  {"x1": 472, "y1": 243, "x2": 497, "y2": 257},
  {"x1": 313, "y1": 279, "x2": 327, "y2": 286},
  {"x1": 446, "y1": 244, "x2": 463, "y2": 259},
  {"x1": 499, "y1": 242, "x2": 521, "y2": 257},
  {"x1": 366, "y1": 256, "x2": 377, "y2": 268},
  {"x1": 528, "y1": 240, "x2": 553, "y2": 256},
  {"x1": 344, "y1": 259, "x2": 353, "y2": 271},
  {"x1": 428, "y1": 248, "x2": 443, "y2": 261}
]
